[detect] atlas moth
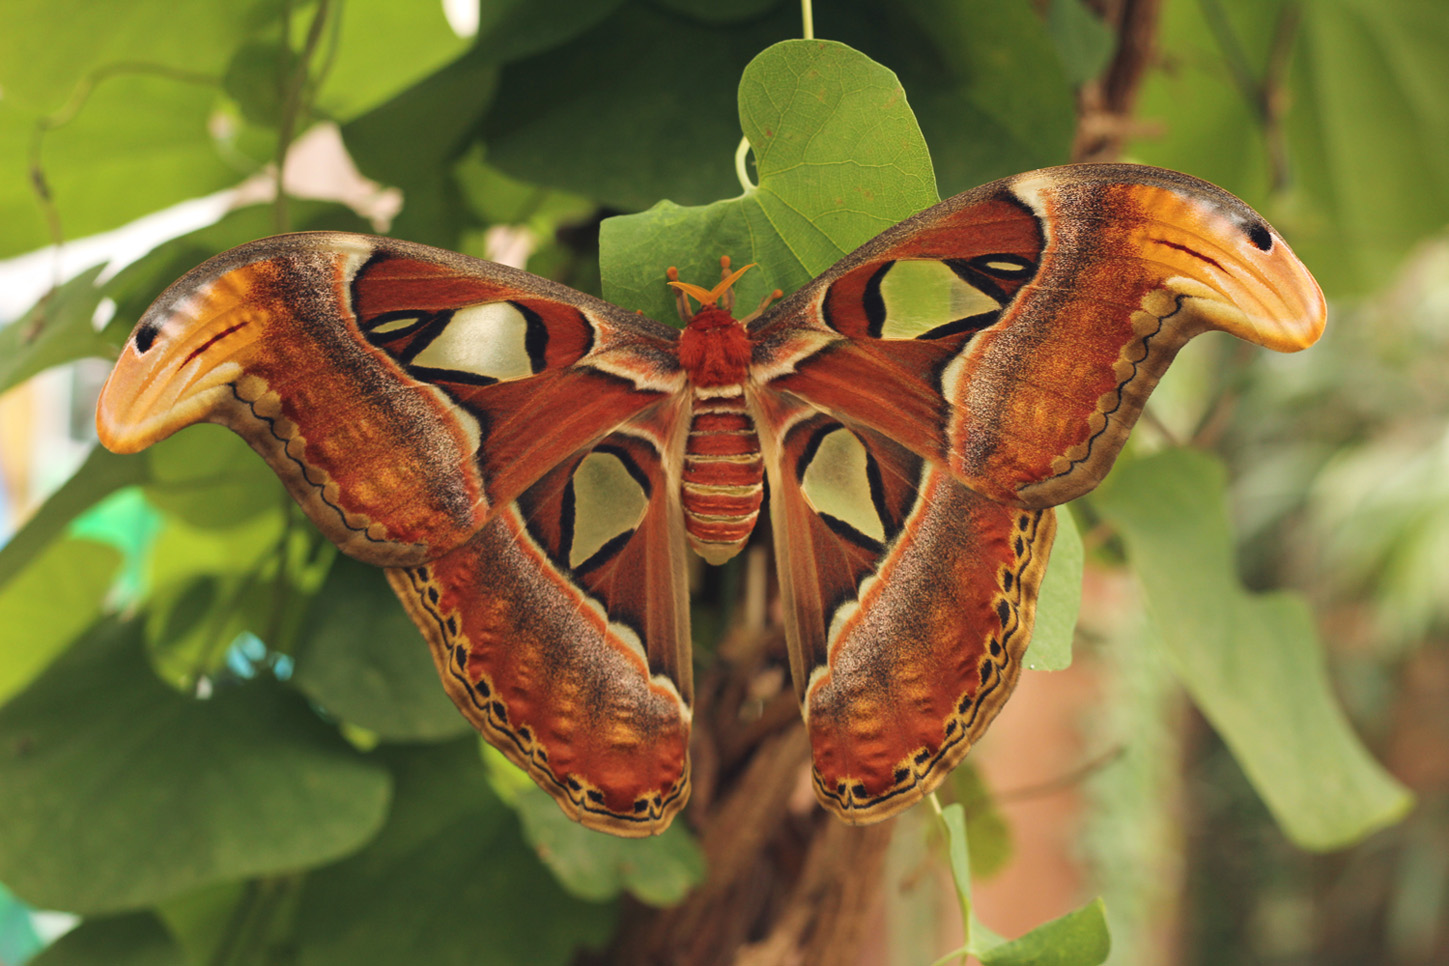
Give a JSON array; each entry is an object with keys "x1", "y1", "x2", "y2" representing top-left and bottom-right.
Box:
[{"x1": 97, "y1": 163, "x2": 1325, "y2": 836}]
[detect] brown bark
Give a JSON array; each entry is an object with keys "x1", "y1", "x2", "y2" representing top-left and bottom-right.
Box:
[
  {"x1": 600, "y1": 620, "x2": 895, "y2": 966},
  {"x1": 1072, "y1": 0, "x2": 1165, "y2": 162}
]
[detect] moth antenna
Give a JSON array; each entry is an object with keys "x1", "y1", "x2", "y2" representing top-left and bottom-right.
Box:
[
  {"x1": 740, "y1": 288, "x2": 784, "y2": 326},
  {"x1": 718, "y1": 256, "x2": 733, "y2": 310},
  {"x1": 666, "y1": 266, "x2": 695, "y2": 321}
]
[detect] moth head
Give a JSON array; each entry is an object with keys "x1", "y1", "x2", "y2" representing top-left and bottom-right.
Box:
[
  {"x1": 1014, "y1": 167, "x2": 1328, "y2": 354},
  {"x1": 666, "y1": 256, "x2": 757, "y2": 317},
  {"x1": 1147, "y1": 192, "x2": 1327, "y2": 353},
  {"x1": 97, "y1": 262, "x2": 275, "y2": 453}
]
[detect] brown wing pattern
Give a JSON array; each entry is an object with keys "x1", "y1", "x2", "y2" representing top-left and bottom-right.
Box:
[
  {"x1": 96, "y1": 231, "x2": 695, "y2": 835},
  {"x1": 386, "y1": 400, "x2": 693, "y2": 837},
  {"x1": 752, "y1": 389, "x2": 1055, "y2": 822},
  {"x1": 98, "y1": 232, "x2": 682, "y2": 566},
  {"x1": 751, "y1": 163, "x2": 1326, "y2": 508},
  {"x1": 96, "y1": 164, "x2": 1326, "y2": 837}
]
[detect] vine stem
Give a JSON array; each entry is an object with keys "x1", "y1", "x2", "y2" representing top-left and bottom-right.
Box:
[
  {"x1": 735, "y1": 137, "x2": 755, "y2": 193},
  {"x1": 1198, "y1": 0, "x2": 1303, "y2": 192},
  {"x1": 927, "y1": 791, "x2": 973, "y2": 963},
  {"x1": 273, "y1": 0, "x2": 334, "y2": 232},
  {"x1": 27, "y1": 62, "x2": 215, "y2": 288},
  {"x1": 209, "y1": 874, "x2": 301, "y2": 966}
]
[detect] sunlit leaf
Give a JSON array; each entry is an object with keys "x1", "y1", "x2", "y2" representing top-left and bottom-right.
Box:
[
  {"x1": 977, "y1": 897, "x2": 1111, "y2": 966},
  {"x1": 0, "y1": 0, "x2": 251, "y2": 111},
  {"x1": 600, "y1": 39, "x2": 937, "y2": 324},
  {"x1": 513, "y1": 786, "x2": 705, "y2": 905},
  {"x1": 0, "y1": 446, "x2": 148, "y2": 593},
  {"x1": 1130, "y1": 0, "x2": 1449, "y2": 295},
  {"x1": 0, "y1": 74, "x2": 234, "y2": 259},
  {"x1": 1093, "y1": 448, "x2": 1413, "y2": 849},
  {"x1": 1028, "y1": 506, "x2": 1084, "y2": 671},
  {"x1": 0, "y1": 264, "x2": 109, "y2": 394},
  {"x1": 28, "y1": 912, "x2": 185, "y2": 966},
  {"x1": 314, "y1": 0, "x2": 471, "y2": 123},
  {"x1": 0, "y1": 618, "x2": 391, "y2": 914},
  {"x1": 0, "y1": 538, "x2": 119, "y2": 708}
]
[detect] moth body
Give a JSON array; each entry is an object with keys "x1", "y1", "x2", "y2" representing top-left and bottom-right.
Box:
[
  {"x1": 676, "y1": 299, "x2": 765, "y2": 564},
  {"x1": 95, "y1": 163, "x2": 1326, "y2": 837}
]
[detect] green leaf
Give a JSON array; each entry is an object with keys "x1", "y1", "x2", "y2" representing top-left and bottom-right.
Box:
[
  {"x1": 1046, "y1": 0, "x2": 1116, "y2": 86},
  {"x1": 1286, "y1": 0, "x2": 1449, "y2": 292},
  {"x1": 0, "y1": 73, "x2": 236, "y2": 258},
  {"x1": 653, "y1": 0, "x2": 780, "y2": 23},
  {"x1": 139, "y1": 507, "x2": 296, "y2": 686},
  {"x1": 0, "y1": 264, "x2": 109, "y2": 394},
  {"x1": 1129, "y1": 0, "x2": 1449, "y2": 295},
  {"x1": 28, "y1": 912, "x2": 185, "y2": 966},
  {"x1": 1093, "y1": 448, "x2": 1413, "y2": 849},
  {"x1": 142, "y1": 425, "x2": 283, "y2": 527},
  {"x1": 0, "y1": 618, "x2": 391, "y2": 914},
  {"x1": 340, "y1": 48, "x2": 499, "y2": 246},
  {"x1": 68, "y1": 488, "x2": 163, "y2": 606},
  {"x1": 293, "y1": 742, "x2": 615, "y2": 966},
  {"x1": 977, "y1": 897, "x2": 1111, "y2": 966},
  {"x1": 825, "y1": 0, "x2": 1077, "y2": 196},
  {"x1": 152, "y1": 881, "x2": 248, "y2": 966},
  {"x1": 313, "y1": 0, "x2": 471, "y2": 124},
  {"x1": 0, "y1": 538, "x2": 119, "y2": 708},
  {"x1": 600, "y1": 39, "x2": 938, "y2": 325},
  {"x1": 484, "y1": 1, "x2": 796, "y2": 211},
  {"x1": 1027, "y1": 506, "x2": 1084, "y2": 671},
  {"x1": 938, "y1": 802, "x2": 973, "y2": 927},
  {"x1": 222, "y1": 39, "x2": 298, "y2": 128},
  {"x1": 1125, "y1": 0, "x2": 1281, "y2": 202},
  {"x1": 0, "y1": 0, "x2": 257, "y2": 112},
  {"x1": 145, "y1": 505, "x2": 286, "y2": 596},
  {"x1": 513, "y1": 786, "x2": 705, "y2": 905},
  {"x1": 739, "y1": 39, "x2": 939, "y2": 264},
  {"x1": 949, "y1": 764, "x2": 1013, "y2": 881},
  {"x1": 291, "y1": 556, "x2": 473, "y2": 741},
  {"x1": 472, "y1": 0, "x2": 628, "y2": 64},
  {"x1": 0, "y1": 446, "x2": 148, "y2": 594}
]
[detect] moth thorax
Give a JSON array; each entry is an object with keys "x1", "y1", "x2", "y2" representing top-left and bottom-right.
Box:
[
  {"x1": 682, "y1": 393, "x2": 764, "y2": 565},
  {"x1": 678, "y1": 309, "x2": 752, "y2": 388}
]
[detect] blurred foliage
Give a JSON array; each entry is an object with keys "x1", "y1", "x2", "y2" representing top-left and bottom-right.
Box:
[{"x1": 0, "y1": 0, "x2": 1444, "y2": 963}]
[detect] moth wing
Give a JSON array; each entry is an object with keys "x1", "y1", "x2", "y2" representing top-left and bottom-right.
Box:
[
  {"x1": 750, "y1": 162, "x2": 1326, "y2": 508},
  {"x1": 98, "y1": 231, "x2": 684, "y2": 566},
  {"x1": 387, "y1": 400, "x2": 694, "y2": 835},
  {"x1": 752, "y1": 389, "x2": 1054, "y2": 823}
]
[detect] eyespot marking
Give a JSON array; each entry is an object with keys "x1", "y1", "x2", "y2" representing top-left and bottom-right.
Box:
[
  {"x1": 134, "y1": 322, "x2": 159, "y2": 354},
  {"x1": 1247, "y1": 222, "x2": 1273, "y2": 252}
]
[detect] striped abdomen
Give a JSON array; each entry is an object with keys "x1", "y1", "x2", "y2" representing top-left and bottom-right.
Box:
[{"x1": 682, "y1": 392, "x2": 764, "y2": 564}]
